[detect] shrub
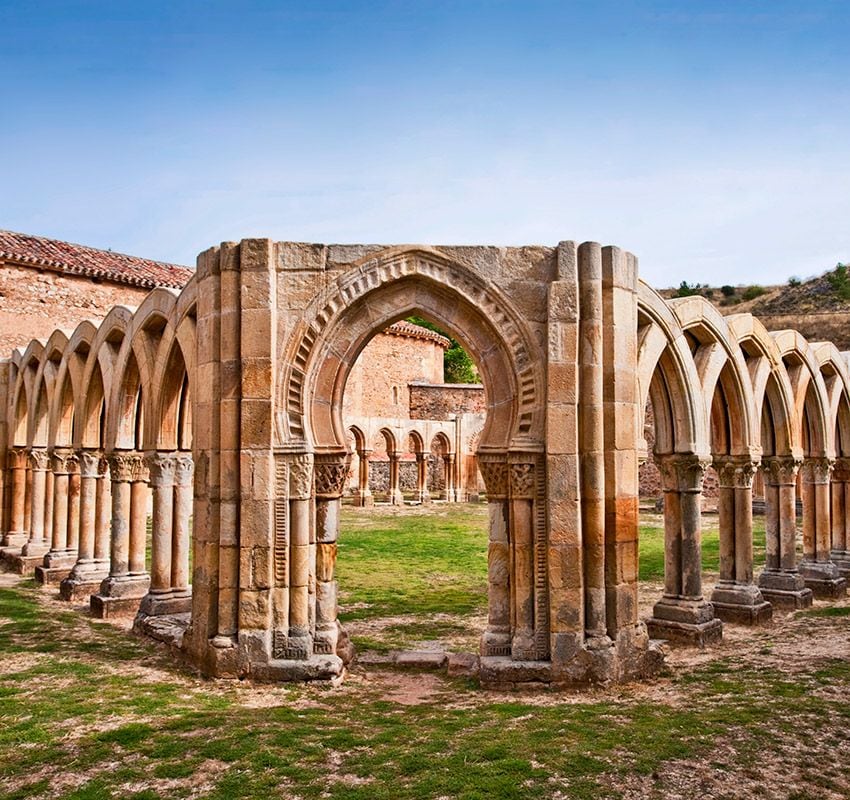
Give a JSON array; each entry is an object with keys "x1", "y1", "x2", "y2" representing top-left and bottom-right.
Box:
[
  {"x1": 720, "y1": 285, "x2": 736, "y2": 297},
  {"x1": 788, "y1": 276, "x2": 801, "y2": 287},
  {"x1": 675, "y1": 281, "x2": 705, "y2": 298},
  {"x1": 826, "y1": 263, "x2": 850, "y2": 300},
  {"x1": 742, "y1": 285, "x2": 766, "y2": 301}
]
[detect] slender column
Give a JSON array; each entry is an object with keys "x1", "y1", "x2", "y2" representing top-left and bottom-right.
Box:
[
  {"x1": 314, "y1": 454, "x2": 348, "y2": 655},
  {"x1": 42, "y1": 449, "x2": 78, "y2": 570},
  {"x1": 107, "y1": 453, "x2": 134, "y2": 579},
  {"x1": 23, "y1": 460, "x2": 32, "y2": 539},
  {"x1": 443, "y1": 453, "x2": 456, "y2": 502},
  {"x1": 355, "y1": 448, "x2": 373, "y2": 507},
  {"x1": 4, "y1": 447, "x2": 29, "y2": 548},
  {"x1": 387, "y1": 452, "x2": 403, "y2": 506},
  {"x1": 93, "y1": 456, "x2": 111, "y2": 565},
  {"x1": 171, "y1": 454, "x2": 194, "y2": 595},
  {"x1": 146, "y1": 453, "x2": 177, "y2": 594},
  {"x1": 415, "y1": 452, "x2": 430, "y2": 504},
  {"x1": 128, "y1": 457, "x2": 150, "y2": 576},
  {"x1": 479, "y1": 455, "x2": 511, "y2": 657},
  {"x1": 799, "y1": 457, "x2": 846, "y2": 597},
  {"x1": 509, "y1": 460, "x2": 535, "y2": 660},
  {"x1": 831, "y1": 458, "x2": 850, "y2": 576},
  {"x1": 66, "y1": 460, "x2": 81, "y2": 554},
  {"x1": 43, "y1": 468, "x2": 54, "y2": 551},
  {"x1": 20, "y1": 449, "x2": 49, "y2": 557},
  {"x1": 286, "y1": 455, "x2": 313, "y2": 658},
  {"x1": 646, "y1": 454, "x2": 722, "y2": 646},
  {"x1": 710, "y1": 457, "x2": 771, "y2": 624}
]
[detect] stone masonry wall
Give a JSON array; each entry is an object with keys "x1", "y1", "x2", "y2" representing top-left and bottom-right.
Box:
[
  {"x1": 408, "y1": 382, "x2": 485, "y2": 420},
  {"x1": 0, "y1": 262, "x2": 152, "y2": 351}
]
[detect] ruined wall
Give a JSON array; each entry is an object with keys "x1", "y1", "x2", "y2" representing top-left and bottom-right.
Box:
[
  {"x1": 408, "y1": 382, "x2": 485, "y2": 420},
  {"x1": 0, "y1": 262, "x2": 152, "y2": 351},
  {"x1": 343, "y1": 329, "x2": 445, "y2": 419}
]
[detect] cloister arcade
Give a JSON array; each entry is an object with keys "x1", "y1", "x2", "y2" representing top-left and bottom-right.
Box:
[{"x1": 0, "y1": 238, "x2": 847, "y2": 687}]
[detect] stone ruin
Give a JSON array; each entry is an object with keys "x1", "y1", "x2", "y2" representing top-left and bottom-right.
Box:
[{"x1": 0, "y1": 239, "x2": 847, "y2": 688}]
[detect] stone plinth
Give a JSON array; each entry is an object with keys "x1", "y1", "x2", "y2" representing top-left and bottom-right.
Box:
[
  {"x1": 758, "y1": 569, "x2": 814, "y2": 609},
  {"x1": 710, "y1": 582, "x2": 773, "y2": 625},
  {"x1": 646, "y1": 598, "x2": 724, "y2": 646}
]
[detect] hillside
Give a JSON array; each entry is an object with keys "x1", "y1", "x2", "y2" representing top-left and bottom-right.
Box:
[{"x1": 661, "y1": 263, "x2": 850, "y2": 350}]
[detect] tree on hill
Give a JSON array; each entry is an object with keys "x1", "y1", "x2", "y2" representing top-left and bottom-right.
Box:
[
  {"x1": 827, "y1": 263, "x2": 850, "y2": 300},
  {"x1": 407, "y1": 316, "x2": 480, "y2": 383}
]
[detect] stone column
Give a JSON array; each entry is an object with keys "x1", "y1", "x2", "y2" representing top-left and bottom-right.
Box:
[
  {"x1": 20, "y1": 449, "x2": 49, "y2": 561},
  {"x1": 67, "y1": 463, "x2": 81, "y2": 555},
  {"x1": 415, "y1": 452, "x2": 430, "y2": 505},
  {"x1": 829, "y1": 457, "x2": 850, "y2": 577},
  {"x1": 3, "y1": 447, "x2": 29, "y2": 549},
  {"x1": 138, "y1": 453, "x2": 176, "y2": 617},
  {"x1": 23, "y1": 458, "x2": 32, "y2": 540},
  {"x1": 758, "y1": 456, "x2": 812, "y2": 608},
  {"x1": 313, "y1": 454, "x2": 349, "y2": 656},
  {"x1": 646, "y1": 454, "x2": 723, "y2": 646},
  {"x1": 90, "y1": 452, "x2": 151, "y2": 618},
  {"x1": 128, "y1": 456, "x2": 150, "y2": 577},
  {"x1": 285, "y1": 455, "x2": 313, "y2": 659},
  {"x1": 36, "y1": 449, "x2": 79, "y2": 583},
  {"x1": 509, "y1": 460, "x2": 536, "y2": 660},
  {"x1": 387, "y1": 451, "x2": 404, "y2": 506},
  {"x1": 479, "y1": 455, "x2": 511, "y2": 657},
  {"x1": 171, "y1": 453, "x2": 194, "y2": 599},
  {"x1": 710, "y1": 456, "x2": 771, "y2": 624},
  {"x1": 354, "y1": 448, "x2": 373, "y2": 507},
  {"x1": 60, "y1": 451, "x2": 109, "y2": 601},
  {"x1": 443, "y1": 453, "x2": 456, "y2": 502},
  {"x1": 799, "y1": 457, "x2": 846, "y2": 598},
  {"x1": 93, "y1": 456, "x2": 111, "y2": 568}
]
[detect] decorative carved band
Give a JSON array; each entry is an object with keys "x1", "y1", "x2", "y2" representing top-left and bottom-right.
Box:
[
  {"x1": 174, "y1": 454, "x2": 195, "y2": 486},
  {"x1": 107, "y1": 452, "x2": 146, "y2": 483},
  {"x1": 273, "y1": 455, "x2": 289, "y2": 585},
  {"x1": 713, "y1": 456, "x2": 758, "y2": 490},
  {"x1": 760, "y1": 456, "x2": 802, "y2": 487},
  {"x1": 28, "y1": 448, "x2": 50, "y2": 471},
  {"x1": 509, "y1": 462, "x2": 536, "y2": 500},
  {"x1": 8, "y1": 447, "x2": 29, "y2": 470},
  {"x1": 314, "y1": 453, "x2": 350, "y2": 499},
  {"x1": 146, "y1": 453, "x2": 177, "y2": 487},
  {"x1": 655, "y1": 453, "x2": 711, "y2": 493},
  {"x1": 288, "y1": 453, "x2": 314, "y2": 500}
]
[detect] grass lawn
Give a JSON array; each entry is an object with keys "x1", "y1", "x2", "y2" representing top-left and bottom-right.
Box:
[{"x1": 1, "y1": 504, "x2": 849, "y2": 799}]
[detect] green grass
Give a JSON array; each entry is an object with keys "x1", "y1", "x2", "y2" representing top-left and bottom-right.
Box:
[{"x1": 1, "y1": 505, "x2": 848, "y2": 799}]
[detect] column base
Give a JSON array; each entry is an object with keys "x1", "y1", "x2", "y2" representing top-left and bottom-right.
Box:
[
  {"x1": 829, "y1": 552, "x2": 850, "y2": 579},
  {"x1": 59, "y1": 574, "x2": 108, "y2": 602},
  {"x1": 710, "y1": 582, "x2": 773, "y2": 625},
  {"x1": 480, "y1": 629, "x2": 512, "y2": 658},
  {"x1": 646, "y1": 597, "x2": 723, "y2": 646},
  {"x1": 34, "y1": 564, "x2": 75, "y2": 585},
  {"x1": 800, "y1": 561, "x2": 848, "y2": 599},
  {"x1": 5, "y1": 552, "x2": 48, "y2": 576},
  {"x1": 90, "y1": 574, "x2": 151, "y2": 618},
  {"x1": 42, "y1": 549, "x2": 78, "y2": 569},
  {"x1": 20, "y1": 541, "x2": 49, "y2": 560},
  {"x1": 137, "y1": 590, "x2": 192, "y2": 617},
  {"x1": 2, "y1": 532, "x2": 28, "y2": 549},
  {"x1": 353, "y1": 492, "x2": 374, "y2": 507}
]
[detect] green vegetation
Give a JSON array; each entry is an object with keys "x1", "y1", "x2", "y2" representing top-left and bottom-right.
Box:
[
  {"x1": 1, "y1": 506, "x2": 848, "y2": 799},
  {"x1": 673, "y1": 281, "x2": 706, "y2": 298},
  {"x1": 720, "y1": 284, "x2": 736, "y2": 297},
  {"x1": 826, "y1": 262, "x2": 850, "y2": 300},
  {"x1": 788, "y1": 276, "x2": 801, "y2": 287},
  {"x1": 406, "y1": 316, "x2": 480, "y2": 383},
  {"x1": 741, "y1": 284, "x2": 766, "y2": 301}
]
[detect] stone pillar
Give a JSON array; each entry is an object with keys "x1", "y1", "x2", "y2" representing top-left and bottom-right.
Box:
[
  {"x1": 36, "y1": 449, "x2": 79, "y2": 583},
  {"x1": 23, "y1": 458, "x2": 33, "y2": 540},
  {"x1": 646, "y1": 454, "x2": 722, "y2": 646},
  {"x1": 3, "y1": 447, "x2": 29, "y2": 549},
  {"x1": 313, "y1": 454, "x2": 349, "y2": 656},
  {"x1": 758, "y1": 457, "x2": 812, "y2": 608},
  {"x1": 171, "y1": 453, "x2": 194, "y2": 598},
  {"x1": 138, "y1": 453, "x2": 177, "y2": 617},
  {"x1": 20, "y1": 449, "x2": 49, "y2": 563},
  {"x1": 93, "y1": 456, "x2": 111, "y2": 567},
  {"x1": 387, "y1": 451, "x2": 404, "y2": 506},
  {"x1": 829, "y1": 457, "x2": 850, "y2": 577},
  {"x1": 415, "y1": 452, "x2": 430, "y2": 505},
  {"x1": 91, "y1": 452, "x2": 151, "y2": 618},
  {"x1": 67, "y1": 465, "x2": 81, "y2": 555},
  {"x1": 710, "y1": 456, "x2": 771, "y2": 624},
  {"x1": 799, "y1": 457, "x2": 846, "y2": 598},
  {"x1": 443, "y1": 453, "x2": 456, "y2": 502},
  {"x1": 509, "y1": 459, "x2": 536, "y2": 660},
  {"x1": 479, "y1": 455, "x2": 511, "y2": 657},
  {"x1": 60, "y1": 451, "x2": 109, "y2": 601},
  {"x1": 286, "y1": 455, "x2": 313, "y2": 659},
  {"x1": 354, "y1": 448, "x2": 373, "y2": 507}
]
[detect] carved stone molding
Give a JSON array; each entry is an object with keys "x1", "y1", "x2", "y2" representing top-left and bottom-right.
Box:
[
  {"x1": 761, "y1": 456, "x2": 802, "y2": 487},
  {"x1": 97, "y1": 455, "x2": 110, "y2": 478},
  {"x1": 314, "y1": 453, "x2": 350, "y2": 499},
  {"x1": 28, "y1": 448, "x2": 50, "y2": 471},
  {"x1": 478, "y1": 454, "x2": 509, "y2": 500},
  {"x1": 8, "y1": 447, "x2": 29, "y2": 469},
  {"x1": 802, "y1": 457, "x2": 834, "y2": 485},
  {"x1": 174, "y1": 454, "x2": 195, "y2": 487},
  {"x1": 146, "y1": 453, "x2": 177, "y2": 487},
  {"x1": 77, "y1": 450, "x2": 102, "y2": 479},
  {"x1": 509, "y1": 461, "x2": 536, "y2": 500},
  {"x1": 107, "y1": 451, "x2": 145, "y2": 483},
  {"x1": 656, "y1": 453, "x2": 712, "y2": 493},
  {"x1": 713, "y1": 456, "x2": 758, "y2": 490}
]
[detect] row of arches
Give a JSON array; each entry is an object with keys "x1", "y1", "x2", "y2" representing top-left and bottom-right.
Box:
[{"x1": 639, "y1": 284, "x2": 849, "y2": 639}]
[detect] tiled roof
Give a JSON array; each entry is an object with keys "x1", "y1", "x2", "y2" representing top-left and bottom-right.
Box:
[
  {"x1": 385, "y1": 320, "x2": 451, "y2": 348},
  {"x1": 0, "y1": 230, "x2": 193, "y2": 289}
]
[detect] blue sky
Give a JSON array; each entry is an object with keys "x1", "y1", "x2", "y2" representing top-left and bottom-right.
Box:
[{"x1": 1, "y1": 1, "x2": 848, "y2": 287}]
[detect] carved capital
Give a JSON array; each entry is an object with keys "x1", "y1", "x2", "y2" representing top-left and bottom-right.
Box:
[
  {"x1": 509, "y1": 462, "x2": 536, "y2": 500},
  {"x1": 832, "y1": 457, "x2": 850, "y2": 483},
  {"x1": 760, "y1": 455, "x2": 802, "y2": 486},
  {"x1": 107, "y1": 451, "x2": 145, "y2": 483},
  {"x1": 146, "y1": 452, "x2": 177, "y2": 487},
  {"x1": 50, "y1": 449, "x2": 79, "y2": 475},
  {"x1": 802, "y1": 457, "x2": 834, "y2": 485},
  {"x1": 8, "y1": 447, "x2": 29, "y2": 469},
  {"x1": 314, "y1": 453, "x2": 350, "y2": 500},
  {"x1": 97, "y1": 455, "x2": 110, "y2": 478},
  {"x1": 656, "y1": 453, "x2": 711, "y2": 493},
  {"x1": 357, "y1": 449, "x2": 373, "y2": 460},
  {"x1": 288, "y1": 453, "x2": 314, "y2": 500},
  {"x1": 713, "y1": 456, "x2": 758, "y2": 490},
  {"x1": 27, "y1": 448, "x2": 50, "y2": 471},
  {"x1": 478, "y1": 455, "x2": 509, "y2": 500},
  {"x1": 77, "y1": 450, "x2": 102, "y2": 478},
  {"x1": 174, "y1": 454, "x2": 195, "y2": 486}
]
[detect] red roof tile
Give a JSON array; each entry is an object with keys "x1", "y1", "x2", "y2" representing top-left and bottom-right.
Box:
[{"x1": 0, "y1": 230, "x2": 193, "y2": 289}]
